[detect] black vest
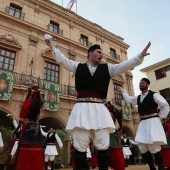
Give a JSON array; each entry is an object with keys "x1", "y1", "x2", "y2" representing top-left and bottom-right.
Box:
[
  {"x1": 27, "y1": 98, "x2": 40, "y2": 122},
  {"x1": 75, "y1": 63, "x2": 110, "y2": 99},
  {"x1": 121, "y1": 138, "x2": 130, "y2": 146},
  {"x1": 46, "y1": 132, "x2": 56, "y2": 143},
  {"x1": 137, "y1": 90, "x2": 158, "y2": 115}
]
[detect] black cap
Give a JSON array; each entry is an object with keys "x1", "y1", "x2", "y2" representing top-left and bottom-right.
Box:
[
  {"x1": 88, "y1": 44, "x2": 102, "y2": 53},
  {"x1": 141, "y1": 78, "x2": 150, "y2": 85}
]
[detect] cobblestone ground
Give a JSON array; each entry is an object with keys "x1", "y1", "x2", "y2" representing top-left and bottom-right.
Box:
[{"x1": 58, "y1": 164, "x2": 151, "y2": 170}]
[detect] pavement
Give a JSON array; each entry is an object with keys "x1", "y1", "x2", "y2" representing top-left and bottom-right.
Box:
[
  {"x1": 57, "y1": 164, "x2": 151, "y2": 170},
  {"x1": 126, "y1": 165, "x2": 150, "y2": 169}
]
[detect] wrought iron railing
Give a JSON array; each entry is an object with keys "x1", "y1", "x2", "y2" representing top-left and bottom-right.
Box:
[
  {"x1": 79, "y1": 38, "x2": 92, "y2": 47},
  {"x1": 5, "y1": 6, "x2": 25, "y2": 19},
  {"x1": 109, "y1": 52, "x2": 121, "y2": 60},
  {"x1": 13, "y1": 72, "x2": 77, "y2": 97},
  {"x1": 48, "y1": 24, "x2": 63, "y2": 36}
]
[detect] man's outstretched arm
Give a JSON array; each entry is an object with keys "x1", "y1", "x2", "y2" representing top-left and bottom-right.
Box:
[
  {"x1": 44, "y1": 34, "x2": 79, "y2": 74},
  {"x1": 108, "y1": 42, "x2": 151, "y2": 78}
]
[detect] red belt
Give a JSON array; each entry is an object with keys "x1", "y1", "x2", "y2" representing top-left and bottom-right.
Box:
[
  {"x1": 139, "y1": 109, "x2": 158, "y2": 116},
  {"x1": 77, "y1": 90, "x2": 102, "y2": 98}
]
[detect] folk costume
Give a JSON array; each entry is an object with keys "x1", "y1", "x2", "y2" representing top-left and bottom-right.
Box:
[
  {"x1": 40, "y1": 128, "x2": 63, "y2": 170},
  {"x1": 0, "y1": 132, "x2": 3, "y2": 149},
  {"x1": 121, "y1": 78, "x2": 169, "y2": 170},
  {"x1": 69, "y1": 143, "x2": 76, "y2": 169},
  {"x1": 45, "y1": 33, "x2": 145, "y2": 170},
  {"x1": 161, "y1": 118, "x2": 170, "y2": 169},
  {"x1": 121, "y1": 136, "x2": 135, "y2": 167},
  {"x1": 105, "y1": 101, "x2": 125, "y2": 170},
  {"x1": 86, "y1": 147, "x2": 92, "y2": 170},
  {"x1": 16, "y1": 86, "x2": 45, "y2": 170},
  {"x1": 10, "y1": 119, "x2": 21, "y2": 158},
  {"x1": 6, "y1": 118, "x2": 21, "y2": 170},
  {"x1": 89, "y1": 141, "x2": 98, "y2": 169}
]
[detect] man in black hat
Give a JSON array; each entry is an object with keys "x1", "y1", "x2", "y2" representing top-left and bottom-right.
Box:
[
  {"x1": 40, "y1": 127, "x2": 63, "y2": 170},
  {"x1": 118, "y1": 78, "x2": 169, "y2": 170},
  {"x1": 44, "y1": 33, "x2": 151, "y2": 170}
]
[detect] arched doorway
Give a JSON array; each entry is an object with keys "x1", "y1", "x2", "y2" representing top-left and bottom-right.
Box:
[
  {"x1": 122, "y1": 126, "x2": 135, "y2": 139},
  {"x1": 39, "y1": 117, "x2": 65, "y2": 131},
  {"x1": 0, "y1": 108, "x2": 14, "y2": 129}
]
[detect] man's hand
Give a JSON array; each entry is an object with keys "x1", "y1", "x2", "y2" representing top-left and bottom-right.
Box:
[
  {"x1": 141, "y1": 42, "x2": 151, "y2": 57},
  {"x1": 60, "y1": 146, "x2": 63, "y2": 150},
  {"x1": 44, "y1": 34, "x2": 54, "y2": 49}
]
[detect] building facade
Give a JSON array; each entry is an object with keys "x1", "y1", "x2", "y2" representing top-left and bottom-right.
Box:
[
  {"x1": 0, "y1": 0, "x2": 139, "y2": 165},
  {"x1": 141, "y1": 58, "x2": 170, "y2": 106}
]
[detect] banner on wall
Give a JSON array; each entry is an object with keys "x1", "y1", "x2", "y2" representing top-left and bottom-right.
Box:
[
  {"x1": 0, "y1": 70, "x2": 15, "y2": 100},
  {"x1": 43, "y1": 81, "x2": 60, "y2": 111},
  {"x1": 121, "y1": 100, "x2": 132, "y2": 120}
]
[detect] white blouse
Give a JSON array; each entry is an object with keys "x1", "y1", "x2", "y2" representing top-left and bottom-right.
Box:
[
  {"x1": 122, "y1": 91, "x2": 169, "y2": 118},
  {"x1": 0, "y1": 132, "x2": 4, "y2": 147}
]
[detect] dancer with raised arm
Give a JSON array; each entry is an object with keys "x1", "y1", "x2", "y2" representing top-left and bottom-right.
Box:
[{"x1": 44, "y1": 33, "x2": 151, "y2": 170}]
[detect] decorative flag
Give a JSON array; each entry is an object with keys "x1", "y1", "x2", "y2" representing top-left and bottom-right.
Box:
[
  {"x1": 121, "y1": 100, "x2": 132, "y2": 120},
  {"x1": 0, "y1": 70, "x2": 15, "y2": 100},
  {"x1": 67, "y1": 0, "x2": 76, "y2": 10},
  {"x1": 43, "y1": 81, "x2": 60, "y2": 111}
]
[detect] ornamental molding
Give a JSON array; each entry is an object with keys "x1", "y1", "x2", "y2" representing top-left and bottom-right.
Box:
[
  {"x1": 29, "y1": 35, "x2": 39, "y2": 46},
  {"x1": 0, "y1": 34, "x2": 22, "y2": 49},
  {"x1": 10, "y1": 0, "x2": 24, "y2": 7}
]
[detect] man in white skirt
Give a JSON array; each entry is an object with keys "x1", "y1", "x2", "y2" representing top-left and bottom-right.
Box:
[
  {"x1": 121, "y1": 134, "x2": 135, "y2": 167},
  {"x1": 40, "y1": 127, "x2": 63, "y2": 170},
  {"x1": 44, "y1": 33, "x2": 151, "y2": 170},
  {"x1": 118, "y1": 78, "x2": 169, "y2": 170},
  {"x1": 0, "y1": 131, "x2": 4, "y2": 151},
  {"x1": 10, "y1": 114, "x2": 21, "y2": 158}
]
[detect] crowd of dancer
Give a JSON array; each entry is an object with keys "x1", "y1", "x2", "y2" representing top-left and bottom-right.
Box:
[
  {"x1": 0, "y1": 85, "x2": 63, "y2": 170},
  {"x1": 0, "y1": 33, "x2": 170, "y2": 170}
]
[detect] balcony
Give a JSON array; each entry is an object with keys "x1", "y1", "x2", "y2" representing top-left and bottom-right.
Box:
[
  {"x1": 48, "y1": 24, "x2": 63, "y2": 36},
  {"x1": 79, "y1": 38, "x2": 92, "y2": 47},
  {"x1": 13, "y1": 72, "x2": 77, "y2": 97},
  {"x1": 109, "y1": 52, "x2": 121, "y2": 60},
  {"x1": 5, "y1": 6, "x2": 25, "y2": 19}
]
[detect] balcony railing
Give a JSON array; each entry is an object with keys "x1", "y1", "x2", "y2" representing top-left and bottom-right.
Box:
[
  {"x1": 13, "y1": 72, "x2": 77, "y2": 97},
  {"x1": 48, "y1": 24, "x2": 63, "y2": 36},
  {"x1": 5, "y1": 6, "x2": 25, "y2": 19},
  {"x1": 109, "y1": 52, "x2": 121, "y2": 60},
  {"x1": 79, "y1": 38, "x2": 92, "y2": 47}
]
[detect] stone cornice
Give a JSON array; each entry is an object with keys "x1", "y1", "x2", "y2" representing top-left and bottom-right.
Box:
[
  {"x1": 25, "y1": 0, "x2": 129, "y2": 49},
  {"x1": 1, "y1": 12, "x2": 126, "y2": 65},
  {"x1": 0, "y1": 11, "x2": 91, "y2": 51}
]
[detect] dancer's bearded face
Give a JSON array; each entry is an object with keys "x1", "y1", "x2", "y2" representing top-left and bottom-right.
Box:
[{"x1": 139, "y1": 80, "x2": 148, "y2": 91}]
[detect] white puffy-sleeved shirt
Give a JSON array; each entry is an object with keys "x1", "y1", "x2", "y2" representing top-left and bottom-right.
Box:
[
  {"x1": 122, "y1": 91, "x2": 169, "y2": 144},
  {"x1": 51, "y1": 47, "x2": 144, "y2": 132},
  {"x1": 13, "y1": 119, "x2": 18, "y2": 129},
  {"x1": 0, "y1": 132, "x2": 4, "y2": 147},
  {"x1": 41, "y1": 128, "x2": 63, "y2": 155}
]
